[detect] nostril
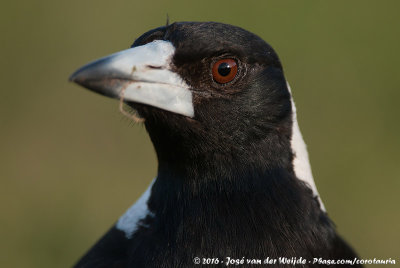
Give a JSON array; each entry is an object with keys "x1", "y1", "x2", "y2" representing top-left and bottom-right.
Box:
[{"x1": 147, "y1": 65, "x2": 163, "y2": 69}]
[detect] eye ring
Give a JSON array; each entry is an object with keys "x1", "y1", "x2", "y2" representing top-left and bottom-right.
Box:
[{"x1": 212, "y1": 58, "x2": 238, "y2": 84}]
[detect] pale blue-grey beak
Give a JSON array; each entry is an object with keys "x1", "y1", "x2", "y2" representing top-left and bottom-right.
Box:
[{"x1": 69, "y1": 40, "x2": 194, "y2": 117}]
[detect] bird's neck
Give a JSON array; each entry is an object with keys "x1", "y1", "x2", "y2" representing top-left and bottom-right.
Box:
[
  {"x1": 144, "y1": 153, "x2": 330, "y2": 254},
  {"x1": 153, "y1": 123, "x2": 294, "y2": 177},
  {"x1": 138, "y1": 127, "x2": 332, "y2": 259},
  {"x1": 156, "y1": 138, "x2": 290, "y2": 189},
  {"x1": 144, "y1": 110, "x2": 328, "y2": 235},
  {"x1": 148, "y1": 127, "x2": 323, "y2": 215}
]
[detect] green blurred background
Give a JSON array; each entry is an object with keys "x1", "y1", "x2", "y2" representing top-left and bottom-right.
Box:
[{"x1": 1, "y1": 0, "x2": 399, "y2": 267}]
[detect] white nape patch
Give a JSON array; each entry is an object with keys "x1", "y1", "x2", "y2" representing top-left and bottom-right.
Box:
[
  {"x1": 116, "y1": 179, "x2": 156, "y2": 238},
  {"x1": 287, "y1": 82, "x2": 326, "y2": 211}
]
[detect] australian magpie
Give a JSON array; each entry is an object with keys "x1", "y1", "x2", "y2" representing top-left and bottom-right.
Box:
[{"x1": 70, "y1": 22, "x2": 362, "y2": 267}]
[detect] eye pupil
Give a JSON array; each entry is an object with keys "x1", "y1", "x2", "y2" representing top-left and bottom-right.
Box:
[
  {"x1": 218, "y1": 62, "x2": 231, "y2": 76},
  {"x1": 212, "y1": 58, "x2": 238, "y2": 84}
]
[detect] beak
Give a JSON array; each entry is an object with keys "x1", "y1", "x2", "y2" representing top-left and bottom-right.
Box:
[{"x1": 69, "y1": 40, "x2": 194, "y2": 117}]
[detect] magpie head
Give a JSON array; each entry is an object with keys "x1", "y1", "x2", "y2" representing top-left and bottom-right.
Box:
[{"x1": 70, "y1": 22, "x2": 292, "y2": 167}]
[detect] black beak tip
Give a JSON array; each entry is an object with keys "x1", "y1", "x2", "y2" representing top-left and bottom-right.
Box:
[
  {"x1": 68, "y1": 66, "x2": 120, "y2": 99},
  {"x1": 69, "y1": 68, "x2": 84, "y2": 84},
  {"x1": 69, "y1": 74, "x2": 76, "y2": 83}
]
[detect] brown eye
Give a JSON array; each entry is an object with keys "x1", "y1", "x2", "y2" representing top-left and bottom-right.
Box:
[{"x1": 212, "y1": 59, "x2": 238, "y2": 84}]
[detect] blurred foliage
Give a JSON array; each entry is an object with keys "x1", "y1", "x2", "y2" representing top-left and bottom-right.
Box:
[{"x1": 1, "y1": 0, "x2": 399, "y2": 267}]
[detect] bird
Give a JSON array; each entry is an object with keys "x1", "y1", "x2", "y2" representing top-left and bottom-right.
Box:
[{"x1": 70, "y1": 21, "x2": 362, "y2": 268}]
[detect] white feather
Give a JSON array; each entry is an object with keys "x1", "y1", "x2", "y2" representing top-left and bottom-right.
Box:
[
  {"x1": 287, "y1": 82, "x2": 326, "y2": 211},
  {"x1": 116, "y1": 179, "x2": 156, "y2": 238}
]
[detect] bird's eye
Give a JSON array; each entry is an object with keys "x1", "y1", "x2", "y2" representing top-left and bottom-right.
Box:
[{"x1": 212, "y1": 59, "x2": 238, "y2": 84}]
